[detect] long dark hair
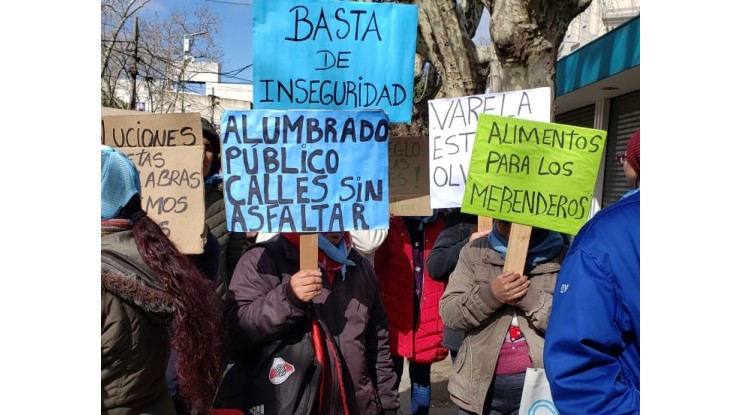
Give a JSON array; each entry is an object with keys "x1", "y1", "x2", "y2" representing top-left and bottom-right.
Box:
[{"x1": 122, "y1": 196, "x2": 224, "y2": 414}]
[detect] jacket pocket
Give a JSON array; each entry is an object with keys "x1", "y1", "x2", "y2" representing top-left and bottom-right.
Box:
[{"x1": 447, "y1": 336, "x2": 473, "y2": 404}]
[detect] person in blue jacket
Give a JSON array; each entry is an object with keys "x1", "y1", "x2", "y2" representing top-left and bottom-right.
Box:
[{"x1": 544, "y1": 129, "x2": 640, "y2": 414}]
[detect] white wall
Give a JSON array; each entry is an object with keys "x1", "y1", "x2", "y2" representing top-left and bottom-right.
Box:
[
  {"x1": 185, "y1": 60, "x2": 221, "y2": 84},
  {"x1": 110, "y1": 78, "x2": 252, "y2": 130},
  {"x1": 205, "y1": 82, "x2": 253, "y2": 102}
]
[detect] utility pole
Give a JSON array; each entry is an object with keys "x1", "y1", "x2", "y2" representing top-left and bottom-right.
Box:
[
  {"x1": 180, "y1": 31, "x2": 208, "y2": 114},
  {"x1": 210, "y1": 87, "x2": 218, "y2": 126},
  {"x1": 128, "y1": 17, "x2": 139, "y2": 110}
]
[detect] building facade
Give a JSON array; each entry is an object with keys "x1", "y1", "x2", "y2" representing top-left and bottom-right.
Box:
[
  {"x1": 554, "y1": 11, "x2": 640, "y2": 213},
  {"x1": 111, "y1": 59, "x2": 253, "y2": 130}
]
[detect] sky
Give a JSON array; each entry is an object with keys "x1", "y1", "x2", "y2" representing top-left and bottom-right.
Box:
[{"x1": 140, "y1": 0, "x2": 255, "y2": 84}]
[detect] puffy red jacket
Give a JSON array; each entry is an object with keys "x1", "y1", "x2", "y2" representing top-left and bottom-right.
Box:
[{"x1": 374, "y1": 216, "x2": 448, "y2": 364}]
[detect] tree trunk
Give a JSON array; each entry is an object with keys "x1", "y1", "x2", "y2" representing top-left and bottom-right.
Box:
[
  {"x1": 392, "y1": 0, "x2": 589, "y2": 135},
  {"x1": 483, "y1": 0, "x2": 592, "y2": 115},
  {"x1": 393, "y1": 0, "x2": 488, "y2": 137}
]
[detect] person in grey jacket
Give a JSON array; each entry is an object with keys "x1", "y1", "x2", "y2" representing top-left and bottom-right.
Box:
[
  {"x1": 439, "y1": 220, "x2": 565, "y2": 415},
  {"x1": 426, "y1": 209, "x2": 489, "y2": 362}
]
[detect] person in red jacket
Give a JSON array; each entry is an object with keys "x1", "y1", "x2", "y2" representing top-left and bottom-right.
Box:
[{"x1": 374, "y1": 211, "x2": 449, "y2": 415}]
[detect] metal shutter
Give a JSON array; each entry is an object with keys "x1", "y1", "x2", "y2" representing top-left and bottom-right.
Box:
[
  {"x1": 602, "y1": 90, "x2": 640, "y2": 207},
  {"x1": 554, "y1": 105, "x2": 596, "y2": 128}
]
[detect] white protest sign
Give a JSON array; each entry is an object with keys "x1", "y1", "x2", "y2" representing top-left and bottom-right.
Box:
[{"x1": 428, "y1": 87, "x2": 551, "y2": 208}]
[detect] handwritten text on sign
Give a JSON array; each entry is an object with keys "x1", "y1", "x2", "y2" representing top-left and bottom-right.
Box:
[
  {"x1": 119, "y1": 146, "x2": 204, "y2": 245},
  {"x1": 220, "y1": 109, "x2": 390, "y2": 233},
  {"x1": 461, "y1": 115, "x2": 607, "y2": 235},
  {"x1": 253, "y1": 0, "x2": 418, "y2": 123},
  {"x1": 101, "y1": 112, "x2": 201, "y2": 147},
  {"x1": 388, "y1": 136, "x2": 432, "y2": 216},
  {"x1": 428, "y1": 88, "x2": 550, "y2": 209},
  {"x1": 101, "y1": 112, "x2": 205, "y2": 254}
]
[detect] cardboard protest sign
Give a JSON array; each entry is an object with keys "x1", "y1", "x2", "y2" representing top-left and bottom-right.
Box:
[
  {"x1": 101, "y1": 112, "x2": 202, "y2": 147},
  {"x1": 389, "y1": 136, "x2": 432, "y2": 216},
  {"x1": 461, "y1": 114, "x2": 607, "y2": 235},
  {"x1": 428, "y1": 87, "x2": 551, "y2": 209},
  {"x1": 220, "y1": 109, "x2": 390, "y2": 233},
  {"x1": 101, "y1": 112, "x2": 206, "y2": 254},
  {"x1": 101, "y1": 107, "x2": 142, "y2": 116},
  {"x1": 252, "y1": 0, "x2": 418, "y2": 123}
]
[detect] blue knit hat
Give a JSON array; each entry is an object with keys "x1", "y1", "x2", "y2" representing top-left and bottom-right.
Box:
[{"x1": 101, "y1": 145, "x2": 141, "y2": 219}]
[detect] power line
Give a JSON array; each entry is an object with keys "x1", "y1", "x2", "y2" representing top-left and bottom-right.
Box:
[
  {"x1": 221, "y1": 64, "x2": 253, "y2": 77},
  {"x1": 106, "y1": 41, "x2": 253, "y2": 84}
]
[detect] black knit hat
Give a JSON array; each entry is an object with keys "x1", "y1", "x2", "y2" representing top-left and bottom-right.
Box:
[{"x1": 201, "y1": 117, "x2": 219, "y2": 142}]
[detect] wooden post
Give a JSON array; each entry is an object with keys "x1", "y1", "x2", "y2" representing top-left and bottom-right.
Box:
[
  {"x1": 477, "y1": 216, "x2": 493, "y2": 232},
  {"x1": 503, "y1": 223, "x2": 532, "y2": 275},
  {"x1": 299, "y1": 233, "x2": 318, "y2": 270}
]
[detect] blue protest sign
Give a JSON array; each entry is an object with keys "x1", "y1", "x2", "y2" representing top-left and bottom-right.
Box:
[
  {"x1": 220, "y1": 109, "x2": 390, "y2": 233},
  {"x1": 253, "y1": 0, "x2": 418, "y2": 123}
]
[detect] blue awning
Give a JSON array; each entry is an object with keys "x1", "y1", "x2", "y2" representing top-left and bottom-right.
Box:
[{"x1": 556, "y1": 15, "x2": 640, "y2": 97}]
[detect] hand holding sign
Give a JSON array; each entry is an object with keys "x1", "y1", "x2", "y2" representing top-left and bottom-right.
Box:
[
  {"x1": 469, "y1": 229, "x2": 491, "y2": 242},
  {"x1": 490, "y1": 270, "x2": 530, "y2": 305},
  {"x1": 289, "y1": 269, "x2": 323, "y2": 303}
]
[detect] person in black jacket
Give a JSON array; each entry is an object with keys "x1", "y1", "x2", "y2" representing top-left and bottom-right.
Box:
[
  {"x1": 200, "y1": 117, "x2": 253, "y2": 299},
  {"x1": 221, "y1": 232, "x2": 400, "y2": 415},
  {"x1": 426, "y1": 209, "x2": 490, "y2": 362},
  {"x1": 168, "y1": 119, "x2": 227, "y2": 415}
]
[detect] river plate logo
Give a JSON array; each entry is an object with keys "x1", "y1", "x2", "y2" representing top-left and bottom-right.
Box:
[{"x1": 268, "y1": 357, "x2": 296, "y2": 385}]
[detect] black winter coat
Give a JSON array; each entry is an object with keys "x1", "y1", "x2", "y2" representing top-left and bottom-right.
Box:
[{"x1": 223, "y1": 236, "x2": 399, "y2": 415}]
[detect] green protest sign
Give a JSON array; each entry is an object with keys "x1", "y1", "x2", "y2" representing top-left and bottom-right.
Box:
[{"x1": 461, "y1": 114, "x2": 607, "y2": 235}]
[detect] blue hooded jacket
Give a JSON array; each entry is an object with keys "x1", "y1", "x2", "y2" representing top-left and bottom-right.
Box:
[{"x1": 544, "y1": 190, "x2": 640, "y2": 414}]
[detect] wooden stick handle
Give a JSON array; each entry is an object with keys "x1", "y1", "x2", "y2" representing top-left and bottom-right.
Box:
[
  {"x1": 477, "y1": 216, "x2": 493, "y2": 232},
  {"x1": 503, "y1": 223, "x2": 531, "y2": 275},
  {"x1": 299, "y1": 233, "x2": 318, "y2": 270}
]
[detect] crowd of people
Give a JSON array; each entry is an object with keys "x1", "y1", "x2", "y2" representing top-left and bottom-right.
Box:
[{"x1": 101, "y1": 123, "x2": 640, "y2": 415}]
